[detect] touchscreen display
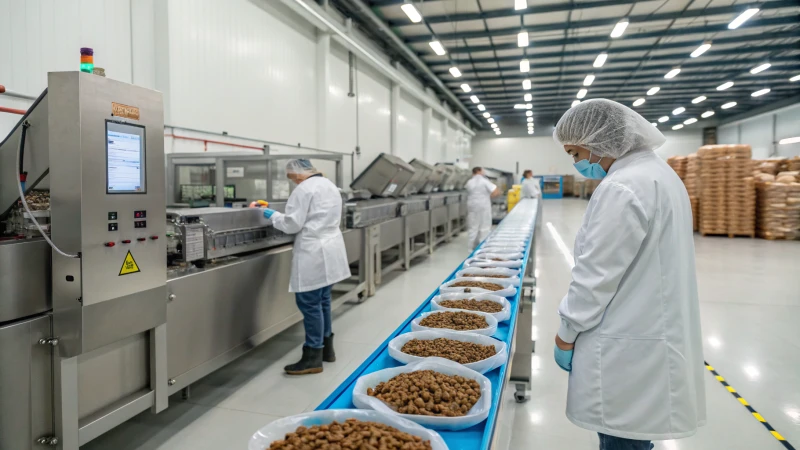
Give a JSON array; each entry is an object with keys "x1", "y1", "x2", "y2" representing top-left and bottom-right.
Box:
[{"x1": 107, "y1": 122, "x2": 146, "y2": 193}]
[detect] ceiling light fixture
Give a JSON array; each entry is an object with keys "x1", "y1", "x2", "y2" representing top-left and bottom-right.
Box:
[
  {"x1": 483, "y1": 112, "x2": 490, "y2": 118},
  {"x1": 477, "y1": 104, "x2": 486, "y2": 111},
  {"x1": 460, "y1": 83, "x2": 471, "y2": 92},
  {"x1": 400, "y1": 3, "x2": 423, "y2": 23},
  {"x1": 690, "y1": 42, "x2": 712, "y2": 58},
  {"x1": 692, "y1": 95, "x2": 707, "y2": 104},
  {"x1": 701, "y1": 111, "x2": 715, "y2": 118},
  {"x1": 672, "y1": 124, "x2": 684, "y2": 130},
  {"x1": 721, "y1": 101, "x2": 737, "y2": 109},
  {"x1": 577, "y1": 89, "x2": 587, "y2": 99},
  {"x1": 752, "y1": 88, "x2": 770, "y2": 97},
  {"x1": 684, "y1": 118, "x2": 698, "y2": 125},
  {"x1": 515, "y1": 0, "x2": 527, "y2": 10},
  {"x1": 495, "y1": 131, "x2": 501, "y2": 135},
  {"x1": 571, "y1": 100, "x2": 581, "y2": 107},
  {"x1": 647, "y1": 86, "x2": 660, "y2": 95},
  {"x1": 488, "y1": 118, "x2": 495, "y2": 123},
  {"x1": 779, "y1": 136, "x2": 800, "y2": 145},
  {"x1": 610, "y1": 19, "x2": 629, "y2": 38},
  {"x1": 470, "y1": 95, "x2": 479, "y2": 103},
  {"x1": 522, "y1": 79, "x2": 532, "y2": 90},
  {"x1": 491, "y1": 123, "x2": 498, "y2": 128},
  {"x1": 593, "y1": 53, "x2": 608, "y2": 68},
  {"x1": 583, "y1": 74, "x2": 595, "y2": 86},
  {"x1": 527, "y1": 117, "x2": 534, "y2": 123},
  {"x1": 728, "y1": 8, "x2": 759, "y2": 29},
  {"x1": 717, "y1": 81, "x2": 734, "y2": 91},
  {"x1": 514, "y1": 104, "x2": 527, "y2": 109},
  {"x1": 524, "y1": 93, "x2": 532, "y2": 102},
  {"x1": 651, "y1": 122, "x2": 658, "y2": 127},
  {"x1": 520, "y1": 59, "x2": 530, "y2": 72},
  {"x1": 633, "y1": 98, "x2": 645, "y2": 107},
  {"x1": 791, "y1": 74, "x2": 800, "y2": 82},
  {"x1": 526, "y1": 111, "x2": 533, "y2": 117},
  {"x1": 664, "y1": 67, "x2": 681, "y2": 79},
  {"x1": 517, "y1": 31, "x2": 529, "y2": 47},
  {"x1": 528, "y1": 130, "x2": 534, "y2": 134},
  {"x1": 428, "y1": 40, "x2": 446, "y2": 56},
  {"x1": 750, "y1": 63, "x2": 771, "y2": 74},
  {"x1": 658, "y1": 116, "x2": 669, "y2": 123},
  {"x1": 673, "y1": 107, "x2": 685, "y2": 115},
  {"x1": 449, "y1": 67, "x2": 462, "y2": 78}
]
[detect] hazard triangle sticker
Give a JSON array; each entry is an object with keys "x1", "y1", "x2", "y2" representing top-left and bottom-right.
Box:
[{"x1": 118, "y1": 250, "x2": 141, "y2": 276}]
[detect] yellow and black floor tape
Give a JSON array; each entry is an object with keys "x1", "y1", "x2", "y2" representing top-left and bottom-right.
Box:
[{"x1": 705, "y1": 362, "x2": 795, "y2": 450}]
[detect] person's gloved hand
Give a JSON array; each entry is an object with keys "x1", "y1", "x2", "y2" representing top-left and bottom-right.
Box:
[
  {"x1": 554, "y1": 345, "x2": 574, "y2": 372},
  {"x1": 262, "y1": 208, "x2": 276, "y2": 219}
]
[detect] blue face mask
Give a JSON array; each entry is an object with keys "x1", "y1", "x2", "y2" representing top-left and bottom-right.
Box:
[{"x1": 573, "y1": 153, "x2": 607, "y2": 179}]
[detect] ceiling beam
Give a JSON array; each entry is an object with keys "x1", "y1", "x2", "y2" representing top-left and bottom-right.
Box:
[{"x1": 403, "y1": 15, "x2": 797, "y2": 43}]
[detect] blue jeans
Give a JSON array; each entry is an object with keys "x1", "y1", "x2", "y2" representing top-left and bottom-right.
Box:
[
  {"x1": 295, "y1": 285, "x2": 333, "y2": 349},
  {"x1": 599, "y1": 434, "x2": 653, "y2": 450}
]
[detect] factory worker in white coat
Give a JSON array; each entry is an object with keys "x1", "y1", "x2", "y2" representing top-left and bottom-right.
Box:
[
  {"x1": 521, "y1": 170, "x2": 541, "y2": 199},
  {"x1": 465, "y1": 167, "x2": 501, "y2": 250},
  {"x1": 253, "y1": 159, "x2": 350, "y2": 375},
  {"x1": 552, "y1": 99, "x2": 706, "y2": 449}
]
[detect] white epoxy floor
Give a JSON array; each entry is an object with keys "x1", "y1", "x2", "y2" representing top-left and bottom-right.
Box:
[{"x1": 84, "y1": 199, "x2": 800, "y2": 450}]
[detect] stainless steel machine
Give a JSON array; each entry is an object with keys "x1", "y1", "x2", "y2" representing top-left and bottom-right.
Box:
[
  {"x1": 483, "y1": 167, "x2": 514, "y2": 223},
  {"x1": 0, "y1": 72, "x2": 366, "y2": 450}
]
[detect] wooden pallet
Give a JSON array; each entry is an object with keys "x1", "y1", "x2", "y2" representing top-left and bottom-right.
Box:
[{"x1": 700, "y1": 232, "x2": 756, "y2": 238}]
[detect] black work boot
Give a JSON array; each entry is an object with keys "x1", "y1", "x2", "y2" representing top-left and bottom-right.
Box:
[
  {"x1": 284, "y1": 346, "x2": 323, "y2": 375},
  {"x1": 323, "y1": 334, "x2": 336, "y2": 363}
]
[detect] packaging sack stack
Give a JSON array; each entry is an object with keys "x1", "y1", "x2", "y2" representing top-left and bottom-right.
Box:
[
  {"x1": 756, "y1": 180, "x2": 800, "y2": 240},
  {"x1": 788, "y1": 157, "x2": 800, "y2": 172},
  {"x1": 667, "y1": 156, "x2": 688, "y2": 180},
  {"x1": 562, "y1": 175, "x2": 575, "y2": 196},
  {"x1": 684, "y1": 153, "x2": 701, "y2": 231},
  {"x1": 697, "y1": 145, "x2": 755, "y2": 237}
]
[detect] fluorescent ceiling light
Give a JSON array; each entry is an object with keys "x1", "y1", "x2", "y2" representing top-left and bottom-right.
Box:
[
  {"x1": 583, "y1": 74, "x2": 595, "y2": 86},
  {"x1": 515, "y1": 0, "x2": 527, "y2": 10},
  {"x1": 728, "y1": 8, "x2": 759, "y2": 29},
  {"x1": 528, "y1": 130, "x2": 534, "y2": 134},
  {"x1": 673, "y1": 107, "x2": 685, "y2": 115},
  {"x1": 523, "y1": 93, "x2": 532, "y2": 102},
  {"x1": 571, "y1": 100, "x2": 581, "y2": 107},
  {"x1": 527, "y1": 117, "x2": 534, "y2": 123},
  {"x1": 791, "y1": 74, "x2": 800, "y2": 82},
  {"x1": 514, "y1": 104, "x2": 527, "y2": 109},
  {"x1": 526, "y1": 103, "x2": 533, "y2": 109},
  {"x1": 610, "y1": 19, "x2": 629, "y2": 38},
  {"x1": 488, "y1": 118, "x2": 495, "y2": 123},
  {"x1": 449, "y1": 67, "x2": 462, "y2": 77},
  {"x1": 672, "y1": 124, "x2": 684, "y2": 130},
  {"x1": 477, "y1": 104, "x2": 486, "y2": 111},
  {"x1": 429, "y1": 40, "x2": 446, "y2": 56},
  {"x1": 647, "y1": 86, "x2": 660, "y2": 95},
  {"x1": 482, "y1": 112, "x2": 490, "y2": 118},
  {"x1": 520, "y1": 59, "x2": 530, "y2": 72},
  {"x1": 651, "y1": 122, "x2": 658, "y2": 127},
  {"x1": 460, "y1": 83, "x2": 471, "y2": 92},
  {"x1": 400, "y1": 3, "x2": 422, "y2": 23},
  {"x1": 684, "y1": 118, "x2": 698, "y2": 125},
  {"x1": 522, "y1": 79, "x2": 532, "y2": 90},
  {"x1": 526, "y1": 111, "x2": 533, "y2": 117},
  {"x1": 721, "y1": 101, "x2": 737, "y2": 109},
  {"x1": 470, "y1": 95, "x2": 479, "y2": 103},
  {"x1": 779, "y1": 136, "x2": 800, "y2": 145},
  {"x1": 491, "y1": 123, "x2": 498, "y2": 128},
  {"x1": 752, "y1": 88, "x2": 770, "y2": 97},
  {"x1": 658, "y1": 116, "x2": 669, "y2": 123},
  {"x1": 528, "y1": 124, "x2": 534, "y2": 129},
  {"x1": 690, "y1": 42, "x2": 712, "y2": 58},
  {"x1": 664, "y1": 67, "x2": 681, "y2": 79},
  {"x1": 577, "y1": 89, "x2": 587, "y2": 99},
  {"x1": 701, "y1": 110, "x2": 715, "y2": 118},
  {"x1": 717, "y1": 81, "x2": 734, "y2": 91},
  {"x1": 750, "y1": 63, "x2": 771, "y2": 74},
  {"x1": 517, "y1": 31, "x2": 529, "y2": 47},
  {"x1": 692, "y1": 95, "x2": 706, "y2": 104},
  {"x1": 593, "y1": 53, "x2": 608, "y2": 68},
  {"x1": 495, "y1": 131, "x2": 501, "y2": 135},
  {"x1": 633, "y1": 98, "x2": 645, "y2": 107}
]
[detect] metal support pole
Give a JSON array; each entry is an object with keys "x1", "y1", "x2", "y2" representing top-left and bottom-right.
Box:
[
  {"x1": 150, "y1": 323, "x2": 168, "y2": 413},
  {"x1": 54, "y1": 356, "x2": 79, "y2": 450},
  {"x1": 316, "y1": 31, "x2": 331, "y2": 150}
]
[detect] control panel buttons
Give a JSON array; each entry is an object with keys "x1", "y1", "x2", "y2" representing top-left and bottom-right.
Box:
[
  {"x1": 108, "y1": 212, "x2": 118, "y2": 220},
  {"x1": 134, "y1": 220, "x2": 147, "y2": 229},
  {"x1": 122, "y1": 239, "x2": 131, "y2": 244},
  {"x1": 108, "y1": 223, "x2": 118, "y2": 231},
  {"x1": 137, "y1": 237, "x2": 147, "y2": 242},
  {"x1": 150, "y1": 235, "x2": 159, "y2": 240},
  {"x1": 104, "y1": 242, "x2": 116, "y2": 247},
  {"x1": 134, "y1": 210, "x2": 147, "y2": 219}
]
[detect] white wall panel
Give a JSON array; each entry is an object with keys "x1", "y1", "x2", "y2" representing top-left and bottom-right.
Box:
[
  {"x1": 775, "y1": 104, "x2": 800, "y2": 157},
  {"x1": 164, "y1": 0, "x2": 317, "y2": 146},
  {"x1": 654, "y1": 131, "x2": 703, "y2": 159},
  {"x1": 327, "y1": 41, "x2": 358, "y2": 184},
  {"x1": 427, "y1": 114, "x2": 444, "y2": 164},
  {"x1": 352, "y1": 61, "x2": 392, "y2": 176},
  {"x1": 718, "y1": 124, "x2": 738, "y2": 145},
  {"x1": 397, "y1": 92, "x2": 424, "y2": 162},
  {"x1": 740, "y1": 114, "x2": 774, "y2": 159}
]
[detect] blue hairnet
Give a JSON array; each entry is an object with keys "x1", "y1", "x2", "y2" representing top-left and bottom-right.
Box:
[{"x1": 285, "y1": 159, "x2": 316, "y2": 175}]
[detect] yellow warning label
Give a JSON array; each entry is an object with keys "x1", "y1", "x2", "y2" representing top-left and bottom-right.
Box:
[{"x1": 119, "y1": 251, "x2": 141, "y2": 276}]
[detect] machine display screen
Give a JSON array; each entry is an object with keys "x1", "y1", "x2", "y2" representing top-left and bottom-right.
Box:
[{"x1": 106, "y1": 121, "x2": 146, "y2": 194}]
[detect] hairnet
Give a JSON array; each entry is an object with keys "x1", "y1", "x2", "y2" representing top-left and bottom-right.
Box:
[
  {"x1": 553, "y1": 98, "x2": 666, "y2": 158},
  {"x1": 285, "y1": 159, "x2": 317, "y2": 175}
]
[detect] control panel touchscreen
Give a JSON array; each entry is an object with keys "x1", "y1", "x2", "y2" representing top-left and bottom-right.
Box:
[{"x1": 106, "y1": 121, "x2": 146, "y2": 193}]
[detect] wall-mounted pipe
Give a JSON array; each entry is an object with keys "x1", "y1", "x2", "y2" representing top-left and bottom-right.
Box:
[
  {"x1": 163, "y1": 134, "x2": 265, "y2": 152},
  {"x1": 0, "y1": 85, "x2": 38, "y2": 101},
  {"x1": 0, "y1": 106, "x2": 27, "y2": 115}
]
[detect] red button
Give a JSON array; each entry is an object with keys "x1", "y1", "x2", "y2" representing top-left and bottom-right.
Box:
[
  {"x1": 150, "y1": 235, "x2": 159, "y2": 240},
  {"x1": 122, "y1": 240, "x2": 131, "y2": 244},
  {"x1": 137, "y1": 237, "x2": 146, "y2": 242},
  {"x1": 105, "y1": 242, "x2": 116, "y2": 247}
]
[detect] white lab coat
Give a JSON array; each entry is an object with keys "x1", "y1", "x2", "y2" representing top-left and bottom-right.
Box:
[
  {"x1": 557, "y1": 150, "x2": 706, "y2": 440},
  {"x1": 521, "y1": 178, "x2": 541, "y2": 199},
  {"x1": 465, "y1": 175, "x2": 497, "y2": 249},
  {"x1": 269, "y1": 175, "x2": 351, "y2": 293}
]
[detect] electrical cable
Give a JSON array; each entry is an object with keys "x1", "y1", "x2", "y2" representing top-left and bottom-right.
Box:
[{"x1": 15, "y1": 121, "x2": 79, "y2": 258}]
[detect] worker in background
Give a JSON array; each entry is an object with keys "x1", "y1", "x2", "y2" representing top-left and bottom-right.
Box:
[
  {"x1": 253, "y1": 159, "x2": 350, "y2": 375},
  {"x1": 465, "y1": 167, "x2": 501, "y2": 250},
  {"x1": 520, "y1": 170, "x2": 541, "y2": 199},
  {"x1": 552, "y1": 99, "x2": 705, "y2": 449}
]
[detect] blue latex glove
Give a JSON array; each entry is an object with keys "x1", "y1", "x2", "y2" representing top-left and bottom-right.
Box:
[
  {"x1": 554, "y1": 345, "x2": 574, "y2": 372},
  {"x1": 262, "y1": 208, "x2": 276, "y2": 219}
]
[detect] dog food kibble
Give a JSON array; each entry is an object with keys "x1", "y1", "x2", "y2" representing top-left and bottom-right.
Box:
[
  {"x1": 438, "y1": 299, "x2": 503, "y2": 313},
  {"x1": 419, "y1": 311, "x2": 489, "y2": 331},
  {"x1": 267, "y1": 418, "x2": 432, "y2": 450},
  {"x1": 450, "y1": 280, "x2": 505, "y2": 291},
  {"x1": 401, "y1": 338, "x2": 497, "y2": 364},
  {"x1": 367, "y1": 370, "x2": 481, "y2": 417},
  {"x1": 462, "y1": 273, "x2": 509, "y2": 278}
]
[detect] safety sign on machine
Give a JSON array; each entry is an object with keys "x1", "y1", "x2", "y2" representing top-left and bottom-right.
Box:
[{"x1": 118, "y1": 251, "x2": 141, "y2": 276}]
